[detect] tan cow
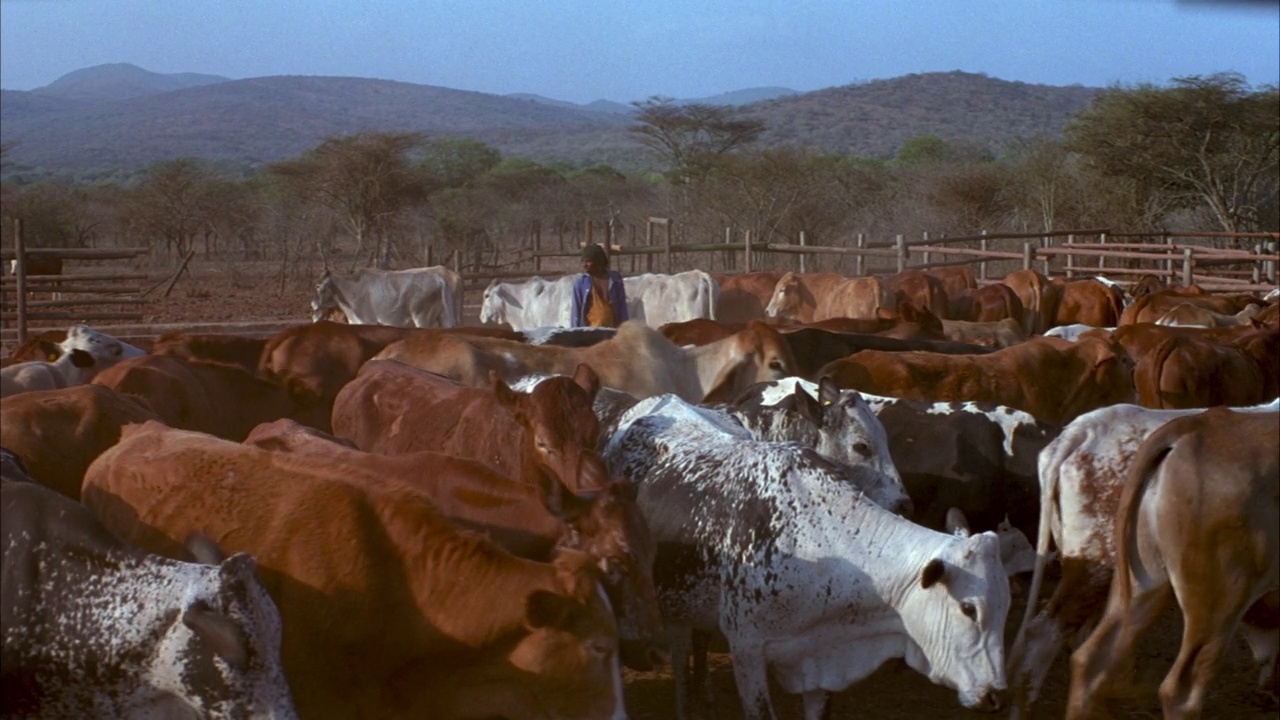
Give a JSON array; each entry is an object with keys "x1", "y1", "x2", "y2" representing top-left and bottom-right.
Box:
[
  {"x1": 714, "y1": 271, "x2": 783, "y2": 323},
  {"x1": 1003, "y1": 269, "x2": 1060, "y2": 335},
  {"x1": 814, "y1": 275, "x2": 896, "y2": 321},
  {"x1": 82, "y1": 422, "x2": 625, "y2": 720},
  {"x1": 939, "y1": 317, "x2": 1026, "y2": 348},
  {"x1": 1053, "y1": 278, "x2": 1125, "y2": 328},
  {"x1": 373, "y1": 319, "x2": 798, "y2": 404},
  {"x1": 1155, "y1": 302, "x2": 1262, "y2": 328},
  {"x1": 763, "y1": 271, "x2": 846, "y2": 323},
  {"x1": 818, "y1": 334, "x2": 1135, "y2": 427},
  {"x1": 1068, "y1": 408, "x2": 1279, "y2": 719}
]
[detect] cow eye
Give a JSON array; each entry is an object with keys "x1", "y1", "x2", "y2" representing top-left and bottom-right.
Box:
[
  {"x1": 853, "y1": 442, "x2": 872, "y2": 458},
  {"x1": 960, "y1": 601, "x2": 977, "y2": 620},
  {"x1": 768, "y1": 359, "x2": 784, "y2": 370}
]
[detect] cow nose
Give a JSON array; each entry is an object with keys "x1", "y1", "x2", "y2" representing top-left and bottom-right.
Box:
[{"x1": 978, "y1": 688, "x2": 1005, "y2": 712}]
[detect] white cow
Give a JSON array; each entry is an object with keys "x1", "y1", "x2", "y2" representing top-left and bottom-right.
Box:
[
  {"x1": 478, "y1": 275, "x2": 575, "y2": 330},
  {"x1": 604, "y1": 394, "x2": 1010, "y2": 720},
  {"x1": 310, "y1": 266, "x2": 460, "y2": 328},
  {"x1": 624, "y1": 270, "x2": 719, "y2": 327},
  {"x1": 0, "y1": 325, "x2": 147, "y2": 398},
  {"x1": 1008, "y1": 400, "x2": 1280, "y2": 717}
]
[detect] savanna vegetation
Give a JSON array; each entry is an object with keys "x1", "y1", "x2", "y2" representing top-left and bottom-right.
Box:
[{"x1": 1, "y1": 73, "x2": 1275, "y2": 292}]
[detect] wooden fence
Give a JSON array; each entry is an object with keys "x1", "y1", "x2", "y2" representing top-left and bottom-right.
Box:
[
  {"x1": 456, "y1": 224, "x2": 1278, "y2": 305},
  {"x1": 1, "y1": 220, "x2": 151, "y2": 343}
]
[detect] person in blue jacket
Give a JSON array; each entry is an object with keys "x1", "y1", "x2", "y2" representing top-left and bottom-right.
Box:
[{"x1": 571, "y1": 244, "x2": 628, "y2": 328}]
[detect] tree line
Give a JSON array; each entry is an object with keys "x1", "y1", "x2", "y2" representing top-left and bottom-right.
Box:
[{"x1": 1, "y1": 72, "x2": 1275, "y2": 288}]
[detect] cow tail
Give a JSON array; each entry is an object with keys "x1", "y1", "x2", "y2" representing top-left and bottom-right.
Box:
[
  {"x1": 1138, "y1": 336, "x2": 1182, "y2": 409},
  {"x1": 1114, "y1": 417, "x2": 1180, "y2": 609},
  {"x1": 1013, "y1": 429, "x2": 1071, "y2": 652}
]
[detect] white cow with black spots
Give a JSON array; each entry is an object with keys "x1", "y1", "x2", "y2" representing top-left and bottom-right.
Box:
[
  {"x1": 604, "y1": 395, "x2": 1010, "y2": 720},
  {"x1": 0, "y1": 454, "x2": 296, "y2": 719}
]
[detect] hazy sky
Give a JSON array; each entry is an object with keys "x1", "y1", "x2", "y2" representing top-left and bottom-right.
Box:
[{"x1": 2, "y1": 0, "x2": 1277, "y2": 104}]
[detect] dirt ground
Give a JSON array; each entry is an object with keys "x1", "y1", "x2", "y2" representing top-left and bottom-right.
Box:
[{"x1": 11, "y1": 261, "x2": 1277, "y2": 719}]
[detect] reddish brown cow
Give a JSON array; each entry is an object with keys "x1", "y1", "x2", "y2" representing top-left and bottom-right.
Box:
[
  {"x1": 1110, "y1": 322, "x2": 1265, "y2": 367},
  {"x1": 949, "y1": 283, "x2": 1025, "y2": 324},
  {"x1": 1003, "y1": 269, "x2": 1060, "y2": 335},
  {"x1": 1, "y1": 330, "x2": 68, "y2": 367},
  {"x1": 244, "y1": 417, "x2": 665, "y2": 671},
  {"x1": 150, "y1": 331, "x2": 268, "y2": 374},
  {"x1": 1134, "y1": 334, "x2": 1267, "y2": 409},
  {"x1": 0, "y1": 384, "x2": 160, "y2": 499},
  {"x1": 332, "y1": 359, "x2": 609, "y2": 494},
  {"x1": 814, "y1": 275, "x2": 896, "y2": 321},
  {"x1": 256, "y1": 321, "x2": 522, "y2": 431},
  {"x1": 1232, "y1": 326, "x2": 1280, "y2": 400},
  {"x1": 818, "y1": 334, "x2": 1135, "y2": 426},
  {"x1": 884, "y1": 270, "x2": 950, "y2": 319},
  {"x1": 923, "y1": 266, "x2": 978, "y2": 300},
  {"x1": 82, "y1": 422, "x2": 625, "y2": 720},
  {"x1": 714, "y1": 271, "x2": 783, "y2": 323},
  {"x1": 92, "y1": 355, "x2": 302, "y2": 441},
  {"x1": 1053, "y1": 278, "x2": 1125, "y2": 328}
]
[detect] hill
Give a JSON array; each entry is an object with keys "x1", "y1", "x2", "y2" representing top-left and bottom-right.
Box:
[{"x1": 0, "y1": 67, "x2": 1100, "y2": 181}]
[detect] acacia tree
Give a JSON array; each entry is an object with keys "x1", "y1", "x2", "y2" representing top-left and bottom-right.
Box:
[
  {"x1": 267, "y1": 132, "x2": 429, "y2": 269},
  {"x1": 629, "y1": 98, "x2": 765, "y2": 182},
  {"x1": 1065, "y1": 73, "x2": 1279, "y2": 233},
  {"x1": 124, "y1": 158, "x2": 227, "y2": 259}
]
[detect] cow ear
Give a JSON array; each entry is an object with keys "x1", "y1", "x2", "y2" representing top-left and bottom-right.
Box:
[
  {"x1": 944, "y1": 507, "x2": 971, "y2": 538},
  {"x1": 817, "y1": 376, "x2": 842, "y2": 408},
  {"x1": 920, "y1": 558, "x2": 947, "y2": 589},
  {"x1": 69, "y1": 349, "x2": 96, "y2": 368},
  {"x1": 524, "y1": 590, "x2": 574, "y2": 630},
  {"x1": 572, "y1": 363, "x2": 601, "y2": 398},
  {"x1": 793, "y1": 384, "x2": 823, "y2": 428},
  {"x1": 183, "y1": 600, "x2": 249, "y2": 668},
  {"x1": 490, "y1": 371, "x2": 520, "y2": 408},
  {"x1": 185, "y1": 533, "x2": 226, "y2": 564}
]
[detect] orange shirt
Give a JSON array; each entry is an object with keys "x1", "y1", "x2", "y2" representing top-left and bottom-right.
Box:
[{"x1": 586, "y1": 282, "x2": 616, "y2": 327}]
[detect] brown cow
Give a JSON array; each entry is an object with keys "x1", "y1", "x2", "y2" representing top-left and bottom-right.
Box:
[
  {"x1": 1119, "y1": 289, "x2": 1259, "y2": 326},
  {"x1": 884, "y1": 270, "x2": 950, "y2": 319},
  {"x1": 714, "y1": 271, "x2": 784, "y2": 323},
  {"x1": 949, "y1": 283, "x2": 1025, "y2": 324},
  {"x1": 151, "y1": 331, "x2": 269, "y2": 374},
  {"x1": 1053, "y1": 278, "x2": 1125, "y2": 328},
  {"x1": 763, "y1": 271, "x2": 846, "y2": 323},
  {"x1": 1068, "y1": 408, "x2": 1279, "y2": 719},
  {"x1": 814, "y1": 275, "x2": 896, "y2": 321},
  {"x1": 332, "y1": 360, "x2": 610, "y2": 494},
  {"x1": 1134, "y1": 334, "x2": 1266, "y2": 409},
  {"x1": 1232, "y1": 326, "x2": 1280, "y2": 401},
  {"x1": 244, "y1": 417, "x2": 665, "y2": 671},
  {"x1": 780, "y1": 326, "x2": 994, "y2": 379},
  {"x1": 1111, "y1": 322, "x2": 1265, "y2": 367},
  {"x1": 1003, "y1": 269, "x2": 1060, "y2": 335},
  {"x1": 92, "y1": 355, "x2": 303, "y2": 441},
  {"x1": 0, "y1": 384, "x2": 160, "y2": 499},
  {"x1": 82, "y1": 422, "x2": 625, "y2": 720},
  {"x1": 923, "y1": 265, "x2": 978, "y2": 300},
  {"x1": 256, "y1": 322, "x2": 522, "y2": 431},
  {"x1": 373, "y1": 320, "x2": 797, "y2": 404},
  {"x1": 818, "y1": 334, "x2": 1135, "y2": 426}
]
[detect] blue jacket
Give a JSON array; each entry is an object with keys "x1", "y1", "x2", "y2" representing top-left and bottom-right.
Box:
[{"x1": 570, "y1": 271, "x2": 628, "y2": 327}]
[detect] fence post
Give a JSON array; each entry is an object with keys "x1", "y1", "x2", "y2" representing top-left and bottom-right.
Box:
[
  {"x1": 1041, "y1": 235, "x2": 1052, "y2": 277},
  {"x1": 798, "y1": 231, "x2": 806, "y2": 273},
  {"x1": 921, "y1": 231, "x2": 930, "y2": 270},
  {"x1": 744, "y1": 230, "x2": 753, "y2": 274},
  {"x1": 533, "y1": 225, "x2": 542, "y2": 275},
  {"x1": 856, "y1": 234, "x2": 865, "y2": 276},
  {"x1": 665, "y1": 224, "x2": 673, "y2": 274},
  {"x1": 1182, "y1": 248, "x2": 1194, "y2": 287},
  {"x1": 1254, "y1": 244, "x2": 1263, "y2": 286},
  {"x1": 1023, "y1": 242, "x2": 1034, "y2": 271},
  {"x1": 1164, "y1": 232, "x2": 1174, "y2": 280},
  {"x1": 1098, "y1": 232, "x2": 1107, "y2": 271},
  {"x1": 1268, "y1": 241, "x2": 1277, "y2": 285},
  {"x1": 1065, "y1": 234, "x2": 1075, "y2": 279},
  {"x1": 584, "y1": 219, "x2": 593, "y2": 249},
  {"x1": 979, "y1": 231, "x2": 988, "y2": 281},
  {"x1": 896, "y1": 234, "x2": 907, "y2": 274},
  {"x1": 14, "y1": 218, "x2": 27, "y2": 343}
]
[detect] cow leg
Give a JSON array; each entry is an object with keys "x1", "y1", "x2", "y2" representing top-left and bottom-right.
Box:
[
  {"x1": 1159, "y1": 612, "x2": 1236, "y2": 720},
  {"x1": 1068, "y1": 579, "x2": 1172, "y2": 719},
  {"x1": 726, "y1": 639, "x2": 777, "y2": 720},
  {"x1": 801, "y1": 689, "x2": 831, "y2": 720},
  {"x1": 1241, "y1": 593, "x2": 1280, "y2": 707},
  {"x1": 669, "y1": 625, "x2": 695, "y2": 720},
  {"x1": 689, "y1": 628, "x2": 719, "y2": 720}
]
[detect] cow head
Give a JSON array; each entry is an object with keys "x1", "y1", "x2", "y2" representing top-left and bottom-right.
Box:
[
  {"x1": 900, "y1": 525, "x2": 1010, "y2": 713},
  {"x1": 492, "y1": 364, "x2": 610, "y2": 495},
  {"x1": 701, "y1": 322, "x2": 798, "y2": 404},
  {"x1": 479, "y1": 280, "x2": 508, "y2": 326},
  {"x1": 309, "y1": 276, "x2": 337, "y2": 322},
  {"x1": 536, "y1": 475, "x2": 666, "y2": 672},
  {"x1": 764, "y1": 272, "x2": 804, "y2": 322}
]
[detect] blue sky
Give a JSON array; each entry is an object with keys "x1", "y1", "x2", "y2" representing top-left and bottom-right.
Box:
[{"x1": 2, "y1": 0, "x2": 1276, "y2": 103}]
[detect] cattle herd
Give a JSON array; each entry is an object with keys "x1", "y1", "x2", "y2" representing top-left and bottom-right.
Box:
[{"x1": 0, "y1": 262, "x2": 1277, "y2": 720}]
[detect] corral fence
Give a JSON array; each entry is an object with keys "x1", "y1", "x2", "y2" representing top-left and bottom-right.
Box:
[
  {"x1": 452, "y1": 219, "x2": 1278, "y2": 314},
  {"x1": 1, "y1": 219, "x2": 154, "y2": 343}
]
